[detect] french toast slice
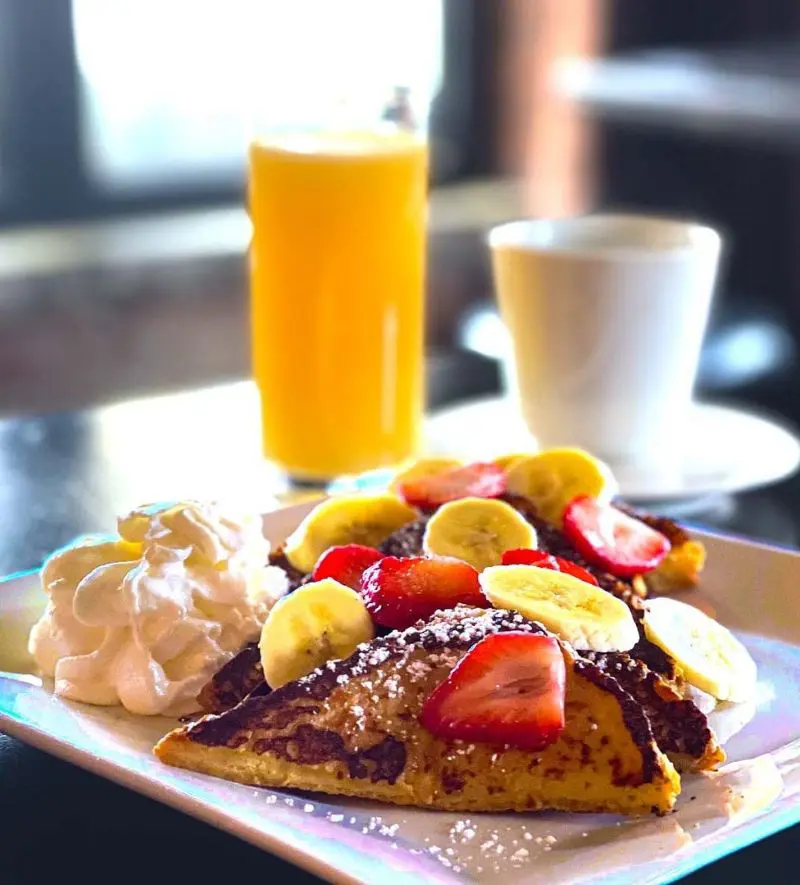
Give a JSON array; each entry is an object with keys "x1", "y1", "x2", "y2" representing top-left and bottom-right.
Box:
[
  {"x1": 157, "y1": 607, "x2": 680, "y2": 815},
  {"x1": 196, "y1": 643, "x2": 265, "y2": 715},
  {"x1": 583, "y1": 651, "x2": 724, "y2": 772},
  {"x1": 196, "y1": 633, "x2": 722, "y2": 773}
]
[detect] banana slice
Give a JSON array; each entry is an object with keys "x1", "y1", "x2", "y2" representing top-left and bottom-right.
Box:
[
  {"x1": 390, "y1": 457, "x2": 463, "y2": 492},
  {"x1": 492, "y1": 452, "x2": 532, "y2": 472},
  {"x1": 259, "y1": 578, "x2": 374, "y2": 688},
  {"x1": 505, "y1": 447, "x2": 618, "y2": 525},
  {"x1": 643, "y1": 597, "x2": 757, "y2": 702},
  {"x1": 423, "y1": 497, "x2": 537, "y2": 571},
  {"x1": 481, "y1": 564, "x2": 639, "y2": 652},
  {"x1": 283, "y1": 494, "x2": 416, "y2": 574}
]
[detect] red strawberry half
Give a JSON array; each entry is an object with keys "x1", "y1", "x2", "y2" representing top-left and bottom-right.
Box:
[
  {"x1": 420, "y1": 632, "x2": 566, "y2": 750},
  {"x1": 312, "y1": 544, "x2": 384, "y2": 591},
  {"x1": 501, "y1": 548, "x2": 559, "y2": 569},
  {"x1": 359, "y1": 556, "x2": 485, "y2": 629},
  {"x1": 555, "y1": 558, "x2": 601, "y2": 586},
  {"x1": 397, "y1": 462, "x2": 506, "y2": 510},
  {"x1": 563, "y1": 496, "x2": 671, "y2": 578},
  {"x1": 501, "y1": 548, "x2": 599, "y2": 586}
]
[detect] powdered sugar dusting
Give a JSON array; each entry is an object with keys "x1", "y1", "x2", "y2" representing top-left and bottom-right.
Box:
[
  {"x1": 284, "y1": 786, "x2": 703, "y2": 882},
  {"x1": 303, "y1": 607, "x2": 539, "y2": 736}
]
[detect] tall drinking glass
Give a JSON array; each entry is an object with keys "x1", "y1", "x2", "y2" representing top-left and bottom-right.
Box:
[{"x1": 249, "y1": 128, "x2": 428, "y2": 484}]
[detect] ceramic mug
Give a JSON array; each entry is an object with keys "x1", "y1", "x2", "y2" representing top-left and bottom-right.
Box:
[{"x1": 489, "y1": 214, "x2": 722, "y2": 474}]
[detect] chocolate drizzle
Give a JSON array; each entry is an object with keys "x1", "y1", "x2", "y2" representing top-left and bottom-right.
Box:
[
  {"x1": 573, "y1": 659, "x2": 659, "y2": 785},
  {"x1": 250, "y1": 728, "x2": 407, "y2": 784},
  {"x1": 628, "y1": 633, "x2": 678, "y2": 682},
  {"x1": 197, "y1": 643, "x2": 265, "y2": 714},
  {"x1": 583, "y1": 651, "x2": 717, "y2": 765},
  {"x1": 268, "y1": 548, "x2": 309, "y2": 592},
  {"x1": 377, "y1": 518, "x2": 428, "y2": 558}
]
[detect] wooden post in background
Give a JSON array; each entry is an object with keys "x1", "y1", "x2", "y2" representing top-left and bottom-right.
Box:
[{"x1": 496, "y1": 0, "x2": 605, "y2": 218}]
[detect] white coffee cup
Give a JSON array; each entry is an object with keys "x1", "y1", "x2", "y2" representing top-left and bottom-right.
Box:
[{"x1": 488, "y1": 214, "x2": 722, "y2": 475}]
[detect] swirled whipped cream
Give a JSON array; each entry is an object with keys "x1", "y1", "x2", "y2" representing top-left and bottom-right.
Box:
[{"x1": 28, "y1": 501, "x2": 288, "y2": 716}]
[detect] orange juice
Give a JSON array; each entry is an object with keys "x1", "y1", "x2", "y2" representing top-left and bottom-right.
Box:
[{"x1": 249, "y1": 131, "x2": 427, "y2": 479}]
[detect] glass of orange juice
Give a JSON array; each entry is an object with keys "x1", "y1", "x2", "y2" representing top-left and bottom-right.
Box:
[{"x1": 249, "y1": 128, "x2": 428, "y2": 483}]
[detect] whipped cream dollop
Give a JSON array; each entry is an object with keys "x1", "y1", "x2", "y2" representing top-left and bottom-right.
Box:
[{"x1": 29, "y1": 501, "x2": 287, "y2": 716}]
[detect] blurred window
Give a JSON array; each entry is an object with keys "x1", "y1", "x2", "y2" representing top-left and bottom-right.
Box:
[
  {"x1": 73, "y1": 0, "x2": 443, "y2": 190},
  {"x1": 0, "y1": 0, "x2": 479, "y2": 228}
]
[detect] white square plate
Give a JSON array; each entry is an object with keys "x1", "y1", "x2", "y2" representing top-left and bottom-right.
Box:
[{"x1": 2, "y1": 501, "x2": 800, "y2": 885}]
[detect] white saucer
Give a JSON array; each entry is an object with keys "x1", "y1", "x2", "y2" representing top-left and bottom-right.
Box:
[{"x1": 423, "y1": 396, "x2": 800, "y2": 502}]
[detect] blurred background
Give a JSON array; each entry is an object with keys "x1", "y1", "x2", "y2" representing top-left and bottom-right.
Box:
[{"x1": 0, "y1": 0, "x2": 798, "y2": 424}]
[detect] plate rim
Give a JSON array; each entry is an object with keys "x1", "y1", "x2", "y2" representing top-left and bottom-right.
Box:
[{"x1": 0, "y1": 688, "x2": 477, "y2": 885}]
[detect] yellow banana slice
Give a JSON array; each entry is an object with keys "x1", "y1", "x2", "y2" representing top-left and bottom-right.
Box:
[
  {"x1": 505, "y1": 447, "x2": 618, "y2": 525},
  {"x1": 390, "y1": 457, "x2": 463, "y2": 492},
  {"x1": 481, "y1": 564, "x2": 639, "y2": 652},
  {"x1": 643, "y1": 597, "x2": 757, "y2": 702},
  {"x1": 258, "y1": 578, "x2": 374, "y2": 689},
  {"x1": 492, "y1": 452, "x2": 533, "y2": 472},
  {"x1": 283, "y1": 494, "x2": 416, "y2": 574},
  {"x1": 423, "y1": 497, "x2": 537, "y2": 571}
]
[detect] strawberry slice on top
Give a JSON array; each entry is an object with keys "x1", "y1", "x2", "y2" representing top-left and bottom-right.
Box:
[
  {"x1": 397, "y1": 462, "x2": 506, "y2": 510},
  {"x1": 312, "y1": 544, "x2": 384, "y2": 591},
  {"x1": 420, "y1": 632, "x2": 566, "y2": 751},
  {"x1": 501, "y1": 548, "x2": 599, "y2": 586},
  {"x1": 359, "y1": 556, "x2": 486, "y2": 629},
  {"x1": 501, "y1": 548, "x2": 558, "y2": 569},
  {"x1": 563, "y1": 496, "x2": 671, "y2": 578}
]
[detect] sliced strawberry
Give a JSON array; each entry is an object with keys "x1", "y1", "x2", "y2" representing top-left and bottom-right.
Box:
[
  {"x1": 501, "y1": 548, "x2": 599, "y2": 586},
  {"x1": 420, "y1": 632, "x2": 566, "y2": 750},
  {"x1": 359, "y1": 556, "x2": 486, "y2": 629},
  {"x1": 397, "y1": 462, "x2": 506, "y2": 510},
  {"x1": 563, "y1": 496, "x2": 671, "y2": 578},
  {"x1": 312, "y1": 544, "x2": 384, "y2": 591},
  {"x1": 555, "y1": 558, "x2": 600, "y2": 586},
  {"x1": 501, "y1": 548, "x2": 560, "y2": 569}
]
